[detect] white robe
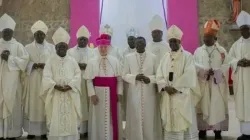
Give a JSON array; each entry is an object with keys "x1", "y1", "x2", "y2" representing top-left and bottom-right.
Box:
[
  {"x1": 84, "y1": 55, "x2": 123, "y2": 140},
  {"x1": 194, "y1": 44, "x2": 229, "y2": 129},
  {"x1": 23, "y1": 41, "x2": 55, "y2": 135},
  {"x1": 120, "y1": 46, "x2": 135, "y2": 121},
  {"x1": 122, "y1": 52, "x2": 162, "y2": 140},
  {"x1": 156, "y1": 48, "x2": 199, "y2": 140},
  {"x1": 146, "y1": 41, "x2": 170, "y2": 67},
  {"x1": 68, "y1": 46, "x2": 94, "y2": 134},
  {"x1": 41, "y1": 54, "x2": 82, "y2": 140},
  {"x1": 229, "y1": 37, "x2": 250, "y2": 134},
  {"x1": 0, "y1": 38, "x2": 29, "y2": 138}
]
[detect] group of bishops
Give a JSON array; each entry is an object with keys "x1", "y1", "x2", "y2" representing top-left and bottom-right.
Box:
[{"x1": 0, "y1": 9, "x2": 250, "y2": 140}]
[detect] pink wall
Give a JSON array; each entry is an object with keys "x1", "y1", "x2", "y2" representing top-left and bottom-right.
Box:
[
  {"x1": 70, "y1": 0, "x2": 199, "y2": 52},
  {"x1": 167, "y1": 0, "x2": 199, "y2": 53},
  {"x1": 70, "y1": 0, "x2": 100, "y2": 47}
]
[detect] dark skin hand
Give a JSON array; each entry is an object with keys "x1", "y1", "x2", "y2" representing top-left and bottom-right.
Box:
[
  {"x1": 54, "y1": 85, "x2": 72, "y2": 92},
  {"x1": 32, "y1": 63, "x2": 45, "y2": 70},
  {"x1": 79, "y1": 63, "x2": 87, "y2": 70},
  {"x1": 208, "y1": 68, "x2": 214, "y2": 75},
  {"x1": 142, "y1": 76, "x2": 150, "y2": 84},
  {"x1": 1, "y1": 50, "x2": 10, "y2": 61},
  {"x1": 136, "y1": 74, "x2": 144, "y2": 81},
  {"x1": 164, "y1": 86, "x2": 178, "y2": 95},
  {"x1": 238, "y1": 58, "x2": 250, "y2": 67}
]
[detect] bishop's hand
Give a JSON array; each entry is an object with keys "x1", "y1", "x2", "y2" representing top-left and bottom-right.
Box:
[
  {"x1": 208, "y1": 68, "x2": 214, "y2": 75},
  {"x1": 79, "y1": 63, "x2": 87, "y2": 70},
  {"x1": 62, "y1": 85, "x2": 72, "y2": 92},
  {"x1": 164, "y1": 86, "x2": 178, "y2": 95},
  {"x1": 142, "y1": 76, "x2": 150, "y2": 84},
  {"x1": 32, "y1": 63, "x2": 39, "y2": 70},
  {"x1": 54, "y1": 85, "x2": 64, "y2": 92},
  {"x1": 91, "y1": 95, "x2": 99, "y2": 105},
  {"x1": 37, "y1": 63, "x2": 45, "y2": 69},
  {"x1": 136, "y1": 74, "x2": 144, "y2": 81},
  {"x1": 1, "y1": 50, "x2": 10, "y2": 61},
  {"x1": 238, "y1": 58, "x2": 247, "y2": 67}
]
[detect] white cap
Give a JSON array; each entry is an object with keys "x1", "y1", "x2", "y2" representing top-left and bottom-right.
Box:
[
  {"x1": 76, "y1": 25, "x2": 90, "y2": 39},
  {"x1": 31, "y1": 20, "x2": 48, "y2": 34},
  {"x1": 126, "y1": 27, "x2": 139, "y2": 37},
  {"x1": 167, "y1": 25, "x2": 183, "y2": 40},
  {"x1": 100, "y1": 24, "x2": 113, "y2": 36},
  {"x1": 0, "y1": 13, "x2": 16, "y2": 31},
  {"x1": 236, "y1": 11, "x2": 250, "y2": 27},
  {"x1": 52, "y1": 27, "x2": 70, "y2": 45},
  {"x1": 149, "y1": 15, "x2": 164, "y2": 31}
]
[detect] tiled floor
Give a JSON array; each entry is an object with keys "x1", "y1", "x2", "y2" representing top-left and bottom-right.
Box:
[{"x1": 19, "y1": 96, "x2": 241, "y2": 140}]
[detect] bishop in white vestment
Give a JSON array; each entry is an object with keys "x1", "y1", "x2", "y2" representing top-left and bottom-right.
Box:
[
  {"x1": 228, "y1": 11, "x2": 250, "y2": 140},
  {"x1": 0, "y1": 14, "x2": 29, "y2": 139},
  {"x1": 84, "y1": 34, "x2": 123, "y2": 140},
  {"x1": 123, "y1": 36, "x2": 162, "y2": 140},
  {"x1": 194, "y1": 20, "x2": 229, "y2": 140},
  {"x1": 156, "y1": 25, "x2": 199, "y2": 140},
  {"x1": 146, "y1": 15, "x2": 170, "y2": 67},
  {"x1": 120, "y1": 27, "x2": 138, "y2": 121},
  {"x1": 41, "y1": 27, "x2": 81, "y2": 140},
  {"x1": 23, "y1": 20, "x2": 55, "y2": 139},
  {"x1": 68, "y1": 25, "x2": 94, "y2": 135}
]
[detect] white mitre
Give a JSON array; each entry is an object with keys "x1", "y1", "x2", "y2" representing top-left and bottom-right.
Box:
[
  {"x1": 0, "y1": 13, "x2": 16, "y2": 31},
  {"x1": 31, "y1": 20, "x2": 48, "y2": 34},
  {"x1": 126, "y1": 27, "x2": 139, "y2": 37},
  {"x1": 149, "y1": 15, "x2": 164, "y2": 31},
  {"x1": 167, "y1": 25, "x2": 183, "y2": 40},
  {"x1": 52, "y1": 27, "x2": 70, "y2": 45},
  {"x1": 76, "y1": 25, "x2": 90, "y2": 39},
  {"x1": 100, "y1": 24, "x2": 113, "y2": 36},
  {"x1": 236, "y1": 11, "x2": 250, "y2": 28}
]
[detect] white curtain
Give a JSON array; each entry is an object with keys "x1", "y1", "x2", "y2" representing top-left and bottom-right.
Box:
[{"x1": 100, "y1": 0, "x2": 167, "y2": 48}]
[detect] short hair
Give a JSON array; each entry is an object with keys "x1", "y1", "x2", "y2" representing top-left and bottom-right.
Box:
[{"x1": 136, "y1": 36, "x2": 146, "y2": 43}]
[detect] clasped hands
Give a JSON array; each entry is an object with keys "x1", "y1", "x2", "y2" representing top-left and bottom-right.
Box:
[
  {"x1": 54, "y1": 85, "x2": 72, "y2": 92},
  {"x1": 78, "y1": 63, "x2": 87, "y2": 70},
  {"x1": 135, "y1": 74, "x2": 150, "y2": 84},
  {"x1": 32, "y1": 63, "x2": 45, "y2": 70},
  {"x1": 163, "y1": 86, "x2": 178, "y2": 95},
  {"x1": 1, "y1": 50, "x2": 10, "y2": 61},
  {"x1": 237, "y1": 58, "x2": 250, "y2": 67}
]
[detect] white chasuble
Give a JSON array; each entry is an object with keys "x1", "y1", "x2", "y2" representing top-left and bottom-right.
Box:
[
  {"x1": 156, "y1": 48, "x2": 199, "y2": 140},
  {"x1": 41, "y1": 54, "x2": 81, "y2": 140},
  {"x1": 68, "y1": 46, "x2": 94, "y2": 133},
  {"x1": 23, "y1": 41, "x2": 55, "y2": 135},
  {"x1": 194, "y1": 44, "x2": 230, "y2": 129},
  {"x1": 84, "y1": 55, "x2": 123, "y2": 140},
  {"x1": 122, "y1": 52, "x2": 162, "y2": 140},
  {"x1": 229, "y1": 37, "x2": 250, "y2": 123},
  {"x1": 0, "y1": 38, "x2": 29, "y2": 138}
]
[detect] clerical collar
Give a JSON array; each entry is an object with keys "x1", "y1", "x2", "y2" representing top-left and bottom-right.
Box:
[{"x1": 1, "y1": 38, "x2": 15, "y2": 44}]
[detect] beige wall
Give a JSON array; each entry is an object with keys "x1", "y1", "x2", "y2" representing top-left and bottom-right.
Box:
[
  {"x1": 198, "y1": 0, "x2": 250, "y2": 51},
  {"x1": 0, "y1": 0, "x2": 70, "y2": 45},
  {"x1": 1, "y1": 0, "x2": 250, "y2": 50}
]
